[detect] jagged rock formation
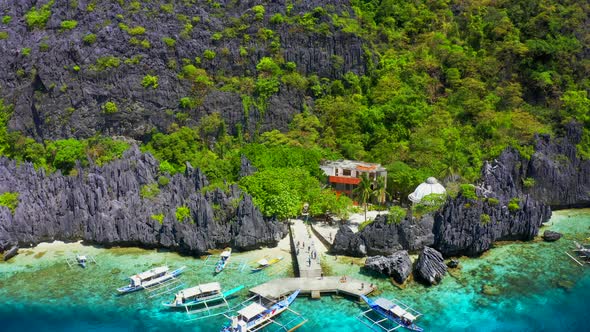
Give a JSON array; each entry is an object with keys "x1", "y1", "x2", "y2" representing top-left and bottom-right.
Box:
[
  {"x1": 413, "y1": 247, "x2": 447, "y2": 285},
  {"x1": 331, "y1": 214, "x2": 434, "y2": 257},
  {"x1": 239, "y1": 155, "x2": 257, "y2": 179},
  {"x1": 542, "y1": 230, "x2": 562, "y2": 242},
  {"x1": 0, "y1": 146, "x2": 287, "y2": 254},
  {"x1": 332, "y1": 224, "x2": 366, "y2": 257},
  {"x1": 0, "y1": 0, "x2": 366, "y2": 140},
  {"x1": 364, "y1": 251, "x2": 412, "y2": 284},
  {"x1": 334, "y1": 123, "x2": 589, "y2": 258}
]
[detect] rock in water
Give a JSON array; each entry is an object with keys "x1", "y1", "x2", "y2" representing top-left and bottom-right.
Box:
[
  {"x1": 414, "y1": 247, "x2": 447, "y2": 285},
  {"x1": 3, "y1": 245, "x2": 18, "y2": 261},
  {"x1": 447, "y1": 258, "x2": 460, "y2": 268},
  {"x1": 331, "y1": 225, "x2": 366, "y2": 257},
  {"x1": 542, "y1": 230, "x2": 562, "y2": 242},
  {"x1": 364, "y1": 251, "x2": 412, "y2": 283}
]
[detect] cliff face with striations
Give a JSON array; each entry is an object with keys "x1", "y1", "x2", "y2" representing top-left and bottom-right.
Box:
[
  {"x1": 0, "y1": 146, "x2": 287, "y2": 254},
  {"x1": 0, "y1": 0, "x2": 365, "y2": 140},
  {"x1": 334, "y1": 124, "x2": 589, "y2": 257}
]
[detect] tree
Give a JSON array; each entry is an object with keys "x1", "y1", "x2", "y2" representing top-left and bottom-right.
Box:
[
  {"x1": 373, "y1": 176, "x2": 388, "y2": 204},
  {"x1": 353, "y1": 173, "x2": 374, "y2": 222}
]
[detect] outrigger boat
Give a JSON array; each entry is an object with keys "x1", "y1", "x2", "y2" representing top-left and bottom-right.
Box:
[
  {"x1": 215, "y1": 248, "x2": 232, "y2": 273},
  {"x1": 251, "y1": 256, "x2": 283, "y2": 272},
  {"x1": 65, "y1": 254, "x2": 97, "y2": 268},
  {"x1": 77, "y1": 255, "x2": 88, "y2": 268},
  {"x1": 117, "y1": 265, "x2": 186, "y2": 294},
  {"x1": 163, "y1": 283, "x2": 244, "y2": 308},
  {"x1": 221, "y1": 289, "x2": 301, "y2": 332},
  {"x1": 359, "y1": 295, "x2": 424, "y2": 332}
]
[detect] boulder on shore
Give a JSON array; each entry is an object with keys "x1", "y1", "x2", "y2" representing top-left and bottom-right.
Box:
[
  {"x1": 364, "y1": 251, "x2": 412, "y2": 284},
  {"x1": 414, "y1": 247, "x2": 447, "y2": 285},
  {"x1": 542, "y1": 230, "x2": 562, "y2": 242}
]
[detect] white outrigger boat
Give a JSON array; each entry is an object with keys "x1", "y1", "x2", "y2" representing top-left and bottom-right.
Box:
[
  {"x1": 221, "y1": 289, "x2": 300, "y2": 332},
  {"x1": 215, "y1": 248, "x2": 232, "y2": 273},
  {"x1": 251, "y1": 256, "x2": 283, "y2": 272},
  {"x1": 162, "y1": 282, "x2": 244, "y2": 308},
  {"x1": 65, "y1": 254, "x2": 97, "y2": 268},
  {"x1": 117, "y1": 265, "x2": 186, "y2": 294},
  {"x1": 358, "y1": 295, "x2": 423, "y2": 332}
]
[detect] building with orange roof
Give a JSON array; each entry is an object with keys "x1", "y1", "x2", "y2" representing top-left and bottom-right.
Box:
[{"x1": 320, "y1": 159, "x2": 387, "y2": 202}]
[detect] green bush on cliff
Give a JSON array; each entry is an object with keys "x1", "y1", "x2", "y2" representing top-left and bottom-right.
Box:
[
  {"x1": 141, "y1": 75, "x2": 159, "y2": 89},
  {"x1": 460, "y1": 184, "x2": 478, "y2": 200},
  {"x1": 0, "y1": 192, "x2": 19, "y2": 215},
  {"x1": 508, "y1": 198, "x2": 521, "y2": 212},
  {"x1": 175, "y1": 205, "x2": 191, "y2": 223},
  {"x1": 140, "y1": 183, "x2": 160, "y2": 199},
  {"x1": 60, "y1": 20, "x2": 77, "y2": 30},
  {"x1": 25, "y1": 0, "x2": 54, "y2": 29},
  {"x1": 0, "y1": 31, "x2": 8, "y2": 40},
  {"x1": 480, "y1": 213, "x2": 491, "y2": 225},
  {"x1": 387, "y1": 206, "x2": 407, "y2": 224},
  {"x1": 82, "y1": 33, "x2": 96, "y2": 45},
  {"x1": 151, "y1": 213, "x2": 165, "y2": 224}
]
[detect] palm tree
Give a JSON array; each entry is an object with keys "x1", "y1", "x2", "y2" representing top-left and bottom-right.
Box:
[
  {"x1": 353, "y1": 173, "x2": 374, "y2": 222},
  {"x1": 373, "y1": 176, "x2": 388, "y2": 204}
]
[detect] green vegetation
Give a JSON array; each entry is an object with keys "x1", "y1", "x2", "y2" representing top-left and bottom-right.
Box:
[
  {"x1": 102, "y1": 101, "x2": 118, "y2": 114},
  {"x1": 480, "y1": 213, "x2": 491, "y2": 225},
  {"x1": 387, "y1": 206, "x2": 407, "y2": 224},
  {"x1": 2, "y1": 15, "x2": 11, "y2": 25},
  {"x1": 508, "y1": 198, "x2": 521, "y2": 212},
  {"x1": 358, "y1": 218, "x2": 374, "y2": 232},
  {"x1": 60, "y1": 20, "x2": 77, "y2": 30},
  {"x1": 162, "y1": 37, "x2": 176, "y2": 48},
  {"x1": 21, "y1": 48, "x2": 31, "y2": 56},
  {"x1": 141, "y1": 75, "x2": 159, "y2": 89},
  {"x1": 487, "y1": 198, "x2": 500, "y2": 206},
  {"x1": 127, "y1": 26, "x2": 146, "y2": 36},
  {"x1": 82, "y1": 33, "x2": 96, "y2": 45},
  {"x1": 0, "y1": 31, "x2": 8, "y2": 40},
  {"x1": 95, "y1": 56, "x2": 120, "y2": 70},
  {"x1": 25, "y1": 0, "x2": 54, "y2": 29},
  {"x1": 0, "y1": 192, "x2": 19, "y2": 215},
  {"x1": 460, "y1": 184, "x2": 478, "y2": 200},
  {"x1": 203, "y1": 49, "x2": 216, "y2": 60},
  {"x1": 151, "y1": 213, "x2": 165, "y2": 224},
  {"x1": 523, "y1": 177, "x2": 536, "y2": 188},
  {"x1": 140, "y1": 183, "x2": 160, "y2": 199},
  {"x1": 175, "y1": 205, "x2": 191, "y2": 222},
  {"x1": 158, "y1": 175, "x2": 170, "y2": 186},
  {"x1": 252, "y1": 5, "x2": 265, "y2": 21}
]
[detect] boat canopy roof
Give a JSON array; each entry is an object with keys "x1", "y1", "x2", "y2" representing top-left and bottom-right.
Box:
[
  {"x1": 133, "y1": 266, "x2": 168, "y2": 280},
  {"x1": 77, "y1": 255, "x2": 87, "y2": 260},
  {"x1": 403, "y1": 312, "x2": 417, "y2": 322},
  {"x1": 374, "y1": 297, "x2": 419, "y2": 322},
  {"x1": 257, "y1": 259, "x2": 269, "y2": 266},
  {"x1": 221, "y1": 249, "x2": 231, "y2": 257},
  {"x1": 374, "y1": 298, "x2": 395, "y2": 310},
  {"x1": 390, "y1": 305, "x2": 407, "y2": 318},
  {"x1": 180, "y1": 282, "x2": 221, "y2": 298},
  {"x1": 238, "y1": 302, "x2": 267, "y2": 321}
]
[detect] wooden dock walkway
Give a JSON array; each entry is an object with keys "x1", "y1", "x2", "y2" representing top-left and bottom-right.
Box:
[
  {"x1": 250, "y1": 277, "x2": 375, "y2": 300},
  {"x1": 290, "y1": 220, "x2": 322, "y2": 278}
]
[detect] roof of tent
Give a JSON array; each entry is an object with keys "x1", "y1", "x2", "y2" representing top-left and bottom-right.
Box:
[
  {"x1": 408, "y1": 177, "x2": 446, "y2": 203},
  {"x1": 238, "y1": 303, "x2": 267, "y2": 321}
]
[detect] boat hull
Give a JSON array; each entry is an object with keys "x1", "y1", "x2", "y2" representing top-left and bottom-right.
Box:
[
  {"x1": 118, "y1": 266, "x2": 186, "y2": 294},
  {"x1": 163, "y1": 285, "x2": 244, "y2": 308},
  {"x1": 361, "y1": 295, "x2": 424, "y2": 332}
]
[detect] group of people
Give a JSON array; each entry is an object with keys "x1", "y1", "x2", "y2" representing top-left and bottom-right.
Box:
[{"x1": 296, "y1": 240, "x2": 319, "y2": 268}]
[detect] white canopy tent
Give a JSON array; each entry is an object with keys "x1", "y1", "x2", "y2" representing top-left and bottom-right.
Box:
[{"x1": 408, "y1": 177, "x2": 446, "y2": 204}]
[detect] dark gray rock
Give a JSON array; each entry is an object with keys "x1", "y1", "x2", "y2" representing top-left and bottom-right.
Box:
[
  {"x1": 239, "y1": 155, "x2": 257, "y2": 179},
  {"x1": 414, "y1": 247, "x2": 447, "y2": 285},
  {"x1": 3, "y1": 245, "x2": 18, "y2": 261},
  {"x1": 364, "y1": 251, "x2": 412, "y2": 283},
  {"x1": 332, "y1": 214, "x2": 434, "y2": 256},
  {"x1": 542, "y1": 230, "x2": 562, "y2": 242},
  {"x1": 331, "y1": 225, "x2": 366, "y2": 257},
  {"x1": 0, "y1": 146, "x2": 287, "y2": 255},
  {"x1": 447, "y1": 259, "x2": 460, "y2": 268},
  {"x1": 0, "y1": 0, "x2": 368, "y2": 141}
]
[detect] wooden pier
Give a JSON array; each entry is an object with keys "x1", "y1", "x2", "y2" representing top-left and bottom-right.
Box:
[
  {"x1": 249, "y1": 277, "x2": 375, "y2": 300},
  {"x1": 290, "y1": 220, "x2": 322, "y2": 278}
]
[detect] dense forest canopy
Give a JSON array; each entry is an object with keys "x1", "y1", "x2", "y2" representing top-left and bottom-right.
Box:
[{"x1": 0, "y1": 0, "x2": 588, "y2": 219}]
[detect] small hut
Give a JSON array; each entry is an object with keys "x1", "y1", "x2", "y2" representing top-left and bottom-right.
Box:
[{"x1": 408, "y1": 177, "x2": 446, "y2": 204}]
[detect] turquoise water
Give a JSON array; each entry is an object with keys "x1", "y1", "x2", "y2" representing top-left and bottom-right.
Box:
[{"x1": 1, "y1": 210, "x2": 588, "y2": 331}]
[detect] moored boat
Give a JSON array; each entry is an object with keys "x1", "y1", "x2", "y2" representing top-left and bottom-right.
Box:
[
  {"x1": 251, "y1": 256, "x2": 283, "y2": 272},
  {"x1": 117, "y1": 265, "x2": 186, "y2": 294},
  {"x1": 221, "y1": 289, "x2": 300, "y2": 332},
  {"x1": 76, "y1": 255, "x2": 87, "y2": 268},
  {"x1": 162, "y1": 283, "x2": 244, "y2": 308},
  {"x1": 215, "y1": 248, "x2": 232, "y2": 273},
  {"x1": 360, "y1": 295, "x2": 423, "y2": 332}
]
